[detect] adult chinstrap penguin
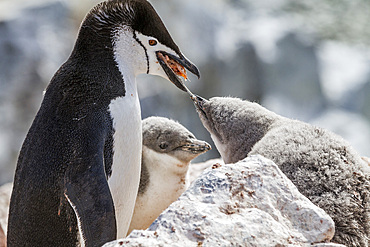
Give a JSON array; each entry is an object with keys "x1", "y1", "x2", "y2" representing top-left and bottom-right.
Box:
[
  {"x1": 193, "y1": 96, "x2": 370, "y2": 247},
  {"x1": 128, "y1": 116, "x2": 210, "y2": 234},
  {"x1": 7, "y1": 1, "x2": 200, "y2": 246}
]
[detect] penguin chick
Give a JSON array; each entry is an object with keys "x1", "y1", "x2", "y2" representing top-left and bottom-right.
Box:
[
  {"x1": 193, "y1": 96, "x2": 370, "y2": 247},
  {"x1": 128, "y1": 117, "x2": 211, "y2": 234}
]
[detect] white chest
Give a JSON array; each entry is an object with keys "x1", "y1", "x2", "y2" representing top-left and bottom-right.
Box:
[{"x1": 108, "y1": 86, "x2": 142, "y2": 238}]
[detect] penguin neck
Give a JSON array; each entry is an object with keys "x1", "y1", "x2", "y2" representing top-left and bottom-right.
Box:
[
  {"x1": 113, "y1": 26, "x2": 147, "y2": 78},
  {"x1": 210, "y1": 133, "x2": 230, "y2": 163}
]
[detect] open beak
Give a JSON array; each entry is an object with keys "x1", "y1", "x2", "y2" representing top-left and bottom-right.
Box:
[
  {"x1": 156, "y1": 51, "x2": 200, "y2": 92},
  {"x1": 178, "y1": 139, "x2": 211, "y2": 154},
  {"x1": 191, "y1": 94, "x2": 209, "y2": 119}
]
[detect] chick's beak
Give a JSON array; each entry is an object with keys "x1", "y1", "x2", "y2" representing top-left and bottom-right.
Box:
[
  {"x1": 180, "y1": 139, "x2": 211, "y2": 154},
  {"x1": 191, "y1": 94, "x2": 209, "y2": 118}
]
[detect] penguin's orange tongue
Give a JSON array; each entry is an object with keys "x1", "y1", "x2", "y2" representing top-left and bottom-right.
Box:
[{"x1": 158, "y1": 53, "x2": 188, "y2": 80}]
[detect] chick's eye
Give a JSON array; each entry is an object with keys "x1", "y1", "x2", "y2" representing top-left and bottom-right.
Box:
[
  {"x1": 149, "y1": 39, "x2": 157, "y2": 46},
  {"x1": 159, "y1": 142, "x2": 168, "y2": 149}
]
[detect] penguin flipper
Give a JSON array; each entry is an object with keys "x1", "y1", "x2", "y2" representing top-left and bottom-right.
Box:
[{"x1": 64, "y1": 155, "x2": 117, "y2": 247}]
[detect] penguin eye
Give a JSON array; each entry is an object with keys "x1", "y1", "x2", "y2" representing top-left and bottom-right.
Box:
[
  {"x1": 149, "y1": 39, "x2": 157, "y2": 46},
  {"x1": 159, "y1": 142, "x2": 168, "y2": 149}
]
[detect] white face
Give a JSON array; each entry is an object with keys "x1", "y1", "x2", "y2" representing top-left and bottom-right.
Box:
[
  {"x1": 113, "y1": 26, "x2": 181, "y2": 80},
  {"x1": 135, "y1": 32, "x2": 180, "y2": 78}
]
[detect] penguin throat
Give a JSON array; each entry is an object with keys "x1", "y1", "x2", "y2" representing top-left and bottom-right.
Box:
[
  {"x1": 143, "y1": 146, "x2": 190, "y2": 176},
  {"x1": 210, "y1": 133, "x2": 230, "y2": 164},
  {"x1": 113, "y1": 26, "x2": 148, "y2": 77}
]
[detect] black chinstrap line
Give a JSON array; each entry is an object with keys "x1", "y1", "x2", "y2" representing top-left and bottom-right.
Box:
[{"x1": 133, "y1": 31, "x2": 150, "y2": 74}]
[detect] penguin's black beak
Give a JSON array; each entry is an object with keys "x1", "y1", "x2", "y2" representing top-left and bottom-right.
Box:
[
  {"x1": 192, "y1": 94, "x2": 209, "y2": 119},
  {"x1": 156, "y1": 51, "x2": 200, "y2": 92}
]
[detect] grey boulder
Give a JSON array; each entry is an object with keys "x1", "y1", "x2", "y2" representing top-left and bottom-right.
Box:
[{"x1": 104, "y1": 155, "x2": 337, "y2": 247}]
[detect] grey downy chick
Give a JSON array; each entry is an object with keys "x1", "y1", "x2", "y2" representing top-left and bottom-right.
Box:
[
  {"x1": 128, "y1": 116, "x2": 211, "y2": 234},
  {"x1": 193, "y1": 95, "x2": 370, "y2": 247}
]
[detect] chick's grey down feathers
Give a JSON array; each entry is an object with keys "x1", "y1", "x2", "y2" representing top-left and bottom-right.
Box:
[{"x1": 195, "y1": 96, "x2": 370, "y2": 247}]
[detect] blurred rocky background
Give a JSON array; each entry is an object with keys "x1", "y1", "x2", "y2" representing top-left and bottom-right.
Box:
[{"x1": 0, "y1": 0, "x2": 370, "y2": 185}]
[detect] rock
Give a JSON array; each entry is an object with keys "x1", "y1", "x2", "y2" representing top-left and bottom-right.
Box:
[
  {"x1": 313, "y1": 244, "x2": 346, "y2": 247},
  {"x1": 0, "y1": 183, "x2": 11, "y2": 237},
  {"x1": 103, "y1": 155, "x2": 335, "y2": 247},
  {"x1": 188, "y1": 158, "x2": 224, "y2": 184},
  {"x1": 0, "y1": 223, "x2": 5, "y2": 247}
]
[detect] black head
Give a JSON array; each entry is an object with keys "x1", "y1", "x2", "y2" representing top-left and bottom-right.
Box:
[{"x1": 73, "y1": 0, "x2": 199, "y2": 92}]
